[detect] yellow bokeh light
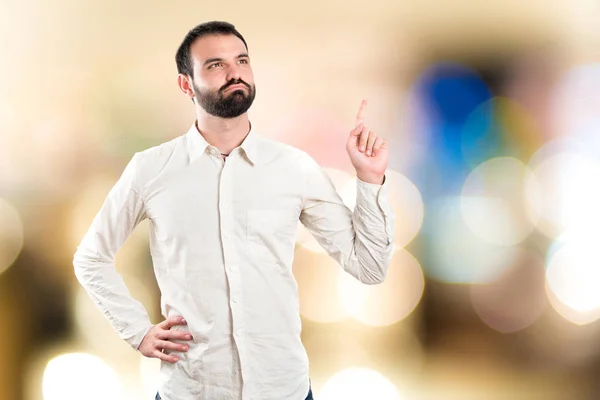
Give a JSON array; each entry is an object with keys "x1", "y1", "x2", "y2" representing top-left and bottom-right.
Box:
[
  {"x1": 318, "y1": 368, "x2": 402, "y2": 400},
  {"x1": 0, "y1": 197, "x2": 24, "y2": 276},
  {"x1": 67, "y1": 175, "x2": 122, "y2": 250},
  {"x1": 294, "y1": 246, "x2": 350, "y2": 323},
  {"x1": 337, "y1": 248, "x2": 424, "y2": 327},
  {"x1": 461, "y1": 157, "x2": 540, "y2": 246},
  {"x1": 546, "y1": 242, "x2": 600, "y2": 325},
  {"x1": 42, "y1": 353, "x2": 124, "y2": 400}
]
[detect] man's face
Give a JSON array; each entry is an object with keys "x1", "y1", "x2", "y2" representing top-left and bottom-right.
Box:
[{"x1": 188, "y1": 34, "x2": 256, "y2": 118}]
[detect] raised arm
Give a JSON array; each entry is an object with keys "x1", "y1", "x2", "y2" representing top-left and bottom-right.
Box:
[{"x1": 299, "y1": 100, "x2": 394, "y2": 284}]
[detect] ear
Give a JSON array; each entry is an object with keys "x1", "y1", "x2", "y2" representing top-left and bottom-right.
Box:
[{"x1": 177, "y1": 74, "x2": 195, "y2": 99}]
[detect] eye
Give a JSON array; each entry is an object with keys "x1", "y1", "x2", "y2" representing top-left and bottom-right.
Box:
[
  {"x1": 208, "y1": 62, "x2": 222, "y2": 69},
  {"x1": 238, "y1": 59, "x2": 249, "y2": 64}
]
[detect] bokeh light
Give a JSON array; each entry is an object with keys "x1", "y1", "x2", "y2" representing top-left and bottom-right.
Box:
[
  {"x1": 414, "y1": 62, "x2": 491, "y2": 127},
  {"x1": 461, "y1": 157, "x2": 540, "y2": 246},
  {"x1": 461, "y1": 97, "x2": 543, "y2": 167},
  {"x1": 526, "y1": 152, "x2": 600, "y2": 242},
  {"x1": 552, "y1": 64, "x2": 600, "y2": 140},
  {"x1": 318, "y1": 368, "x2": 402, "y2": 400},
  {"x1": 337, "y1": 248, "x2": 424, "y2": 327},
  {"x1": 470, "y1": 249, "x2": 547, "y2": 333},
  {"x1": 0, "y1": 197, "x2": 24, "y2": 276},
  {"x1": 425, "y1": 197, "x2": 521, "y2": 283},
  {"x1": 410, "y1": 62, "x2": 492, "y2": 194},
  {"x1": 67, "y1": 174, "x2": 123, "y2": 250},
  {"x1": 42, "y1": 353, "x2": 124, "y2": 400},
  {"x1": 546, "y1": 241, "x2": 600, "y2": 325},
  {"x1": 294, "y1": 246, "x2": 349, "y2": 323}
]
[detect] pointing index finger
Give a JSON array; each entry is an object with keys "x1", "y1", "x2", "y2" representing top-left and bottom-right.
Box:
[{"x1": 356, "y1": 99, "x2": 367, "y2": 128}]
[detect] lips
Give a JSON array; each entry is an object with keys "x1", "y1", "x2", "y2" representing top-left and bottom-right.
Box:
[{"x1": 223, "y1": 84, "x2": 247, "y2": 92}]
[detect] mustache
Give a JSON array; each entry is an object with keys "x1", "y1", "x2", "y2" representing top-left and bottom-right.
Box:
[{"x1": 219, "y1": 79, "x2": 251, "y2": 93}]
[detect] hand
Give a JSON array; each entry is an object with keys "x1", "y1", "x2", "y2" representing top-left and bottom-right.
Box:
[
  {"x1": 138, "y1": 315, "x2": 193, "y2": 363},
  {"x1": 346, "y1": 99, "x2": 389, "y2": 184}
]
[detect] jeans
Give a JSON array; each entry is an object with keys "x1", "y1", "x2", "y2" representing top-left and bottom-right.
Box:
[{"x1": 156, "y1": 385, "x2": 313, "y2": 399}]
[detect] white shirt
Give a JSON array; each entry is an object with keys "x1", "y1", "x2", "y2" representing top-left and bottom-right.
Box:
[{"x1": 74, "y1": 123, "x2": 395, "y2": 400}]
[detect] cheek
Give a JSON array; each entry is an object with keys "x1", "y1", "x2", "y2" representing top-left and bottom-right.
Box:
[
  {"x1": 197, "y1": 77, "x2": 225, "y2": 93},
  {"x1": 243, "y1": 71, "x2": 255, "y2": 85}
]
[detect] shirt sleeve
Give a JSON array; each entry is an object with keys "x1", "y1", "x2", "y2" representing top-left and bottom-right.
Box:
[
  {"x1": 73, "y1": 152, "x2": 153, "y2": 349},
  {"x1": 299, "y1": 154, "x2": 395, "y2": 284}
]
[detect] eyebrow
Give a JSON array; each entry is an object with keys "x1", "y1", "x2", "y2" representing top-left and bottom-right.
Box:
[{"x1": 203, "y1": 53, "x2": 250, "y2": 66}]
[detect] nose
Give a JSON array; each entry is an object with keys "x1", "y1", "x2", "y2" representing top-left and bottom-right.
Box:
[{"x1": 226, "y1": 64, "x2": 241, "y2": 81}]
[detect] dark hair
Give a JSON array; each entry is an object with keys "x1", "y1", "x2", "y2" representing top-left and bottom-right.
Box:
[{"x1": 175, "y1": 21, "x2": 248, "y2": 76}]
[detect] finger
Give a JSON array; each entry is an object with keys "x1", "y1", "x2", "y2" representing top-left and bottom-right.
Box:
[
  {"x1": 163, "y1": 330, "x2": 194, "y2": 341},
  {"x1": 349, "y1": 123, "x2": 363, "y2": 137},
  {"x1": 159, "y1": 340, "x2": 190, "y2": 352},
  {"x1": 161, "y1": 315, "x2": 187, "y2": 329},
  {"x1": 153, "y1": 350, "x2": 180, "y2": 363},
  {"x1": 358, "y1": 126, "x2": 370, "y2": 153},
  {"x1": 355, "y1": 99, "x2": 367, "y2": 128},
  {"x1": 346, "y1": 123, "x2": 363, "y2": 150},
  {"x1": 371, "y1": 137, "x2": 382, "y2": 156},
  {"x1": 365, "y1": 132, "x2": 377, "y2": 156}
]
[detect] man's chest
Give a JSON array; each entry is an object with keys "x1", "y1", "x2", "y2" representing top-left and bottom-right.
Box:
[{"x1": 143, "y1": 164, "x2": 304, "y2": 242}]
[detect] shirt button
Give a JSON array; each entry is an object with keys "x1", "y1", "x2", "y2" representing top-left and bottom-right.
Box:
[
  {"x1": 232, "y1": 296, "x2": 238, "y2": 303},
  {"x1": 229, "y1": 264, "x2": 237, "y2": 272},
  {"x1": 210, "y1": 148, "x2": 218, "y2": 155},
  {"x1": 222, "y1": 203, "x2": 227, "y2": 208}
]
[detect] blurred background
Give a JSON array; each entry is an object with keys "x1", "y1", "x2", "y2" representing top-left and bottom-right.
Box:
[{"x1": 2, "y1": 0, "x2": 600, "y2": 399}]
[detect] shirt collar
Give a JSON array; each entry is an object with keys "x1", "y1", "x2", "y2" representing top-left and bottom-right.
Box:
[{"x1": 185, "y1": 121, "x2": 259, "y2": 165}]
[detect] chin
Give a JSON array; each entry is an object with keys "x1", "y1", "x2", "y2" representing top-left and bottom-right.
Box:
[{"x1": 226, "y1": 91, "x2": 247, "y2": 100}]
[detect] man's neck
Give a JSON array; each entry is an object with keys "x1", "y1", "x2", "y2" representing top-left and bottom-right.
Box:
[{"x1": 195, "y1": 110, "x2": 251, "y2": 156}]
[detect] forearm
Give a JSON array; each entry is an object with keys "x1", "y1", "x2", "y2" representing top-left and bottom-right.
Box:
[
  {"x1": 339, "y1": 179, "x2": 394, "y2": 283},
  {"x1": 74, "y1": 245, "x2": 153, "y2": 350}
]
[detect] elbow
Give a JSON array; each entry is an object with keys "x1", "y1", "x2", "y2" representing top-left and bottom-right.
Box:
[
  {"x1": 73, "y1": 250, "x2": 89, "y2": 283},
  {"x1": 361, "y1": 271, "x2": 387, "y2": 285},
  {"x1": 356, "y1": 246, "x2": 392, "y2": 285},
  {"x1": 358, "y1": 261, "x2": 388, "y2": 285},
  {"x1": 72, "y1": 246, "x2": 110, "y2": 284}
]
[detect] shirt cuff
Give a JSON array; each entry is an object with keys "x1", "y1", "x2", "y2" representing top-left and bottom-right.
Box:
[
  {"x1": 124, "y1": 322, "x2": 154, "y2": 350},
  {"x1": 356, "y1": 176, "x2": 394, "y2": 246},
  {"x1": 356, "y1": 175, "x2": 388, "y2": 202}
]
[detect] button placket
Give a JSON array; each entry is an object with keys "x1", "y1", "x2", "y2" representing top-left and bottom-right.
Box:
[{"x1": 218, "y1": 158, "x2": 247, "y2": 383}]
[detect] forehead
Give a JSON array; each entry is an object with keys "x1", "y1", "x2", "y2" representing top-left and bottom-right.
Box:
[{"x1": 189, "y1": 34, "x2": 248, "y2": 63}]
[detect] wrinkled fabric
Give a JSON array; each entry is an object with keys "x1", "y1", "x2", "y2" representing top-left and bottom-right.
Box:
[{"x1": 74, "y1": 123, "x2": 394, "y2": 400}]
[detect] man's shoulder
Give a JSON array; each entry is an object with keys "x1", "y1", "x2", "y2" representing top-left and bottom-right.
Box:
[
  {"x1": 127, "y1": 134, "x2": 188, "y2": 181},
  {"x1": 134, "y1": 134, "x2": 186, "y2": 165},
  {"x1": 254, "y1": 135, "x2": 314, "y2": 163}
]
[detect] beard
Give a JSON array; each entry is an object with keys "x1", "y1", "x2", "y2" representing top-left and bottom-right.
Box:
[{"x1": 193, "y1": 79, "x2": 256, "y2": 119}]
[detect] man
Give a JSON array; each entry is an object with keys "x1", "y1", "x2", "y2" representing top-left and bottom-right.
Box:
[{"x1": 74, "y1": 21, "x2": 394, "y2": 400}]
